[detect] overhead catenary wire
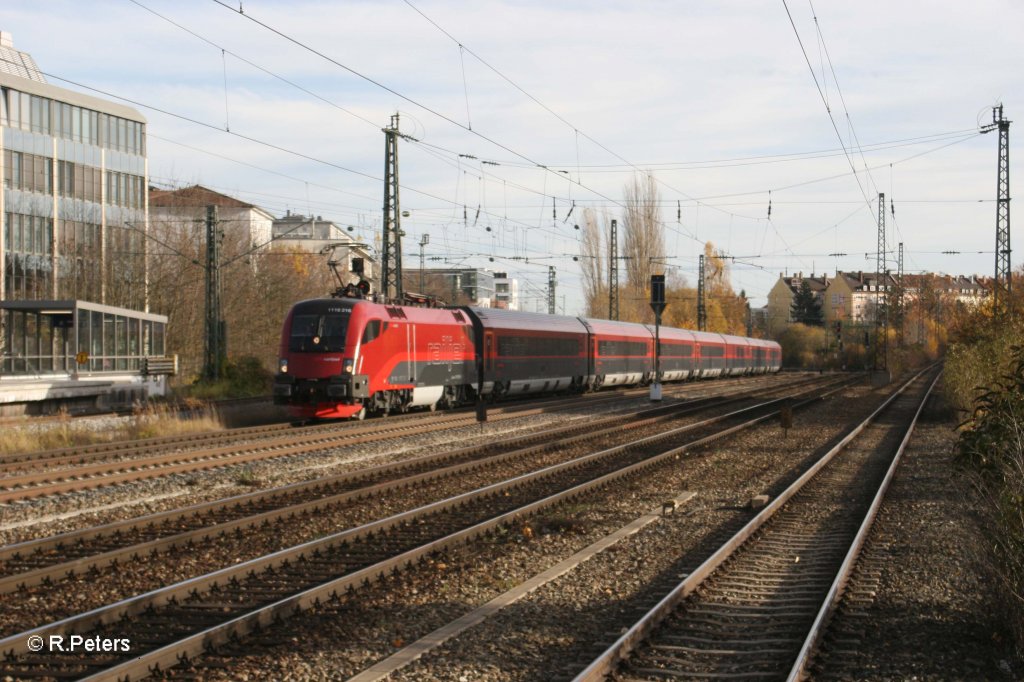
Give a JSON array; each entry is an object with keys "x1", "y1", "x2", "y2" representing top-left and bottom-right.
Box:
[
  {"x1": 7, "y1": 2, "x2": 997, "y2": 309},
  {"x1": 781, "y1": 0, "x2": 875, "y2": 218},
  {"x1": 210, "y1": 0, "x2": 629, "y2": 213}
]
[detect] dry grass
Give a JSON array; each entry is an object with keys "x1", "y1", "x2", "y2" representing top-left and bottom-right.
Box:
[{"x1": 0, "y1": 402, "x2": 224, "y2": 456}]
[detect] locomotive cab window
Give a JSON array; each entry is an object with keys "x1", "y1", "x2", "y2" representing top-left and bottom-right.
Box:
[
  {"x1": 289, "y1": 311, "x2": 348, "y2": 352},
  {"x1": 361, "y1": 320, "x2": 387, "y2": 345}
]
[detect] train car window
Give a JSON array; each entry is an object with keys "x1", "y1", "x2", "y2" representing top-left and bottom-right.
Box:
[
  {"x1": 702, "y1": 345, "x2": 724, "y2": 357},
  {"x1": 598, "y1": 340, "x2": 649, "y2": 356},
  {"x1": 498, "y1": 335, "x2": 580, "y2": 357},
  {"x1": 657, "y1": 342, "x2": 693, "y2": 357}
]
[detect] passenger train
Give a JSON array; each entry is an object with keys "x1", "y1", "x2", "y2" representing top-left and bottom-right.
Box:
[{"x1": 273, "y1": 297, "x2": 782, "y2": 420}]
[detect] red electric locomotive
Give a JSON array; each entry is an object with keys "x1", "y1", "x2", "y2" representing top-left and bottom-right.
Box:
[
  {"x1": 273, "y1": 298, "x2": 477, "y2": 419},
  {"x1": 273, "y1": 296, "x2": 782, "y2": 420}
]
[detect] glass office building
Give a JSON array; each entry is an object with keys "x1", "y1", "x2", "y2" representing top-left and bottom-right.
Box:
[
  {"x1": 1, "y1": 33, "x2": 152, "y2": 378},
  {"x1": 1, "y1": 33, "x2": 148, "y2": 310}
]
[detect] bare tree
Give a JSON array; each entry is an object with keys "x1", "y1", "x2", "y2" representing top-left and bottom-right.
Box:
[
  {"x1": 622, "y1": 172, "x2": 665, "y2": 319},
  {"x1": 147, "y1": 193, "x2": 335, "y2": 383},
  {"x1": 578, "y1": 207, "x2": 607, "y2": 317}
]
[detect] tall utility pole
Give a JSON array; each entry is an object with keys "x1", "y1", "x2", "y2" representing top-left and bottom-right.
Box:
[
  {"x1": 418, "y1": 233, "x2": 429, "y2": 293},
  {"x1": 608, "y1": 219, "x2": 619, "y2": 320},
  {"x1": 203, "y1": 204, "x2": 224, "y2": 381},
  {"x1": 874, "y1": 193, "x2": 887, "y2": 371},
  {"x1": 697, "y1": 254, "x2": 707, "y2": 331},
  {"x1": 897, "y1": 242, "x2": 904, "y2": 347},
  {"x1": 381, "y1": 113, "x2": 403, "y2": 302},
  {"x1": 982, "y1": 105, "x2": 1012, "y2": 313},
  {"x1": 548, "y1": 266, "x2": 557, "y2": 314}
]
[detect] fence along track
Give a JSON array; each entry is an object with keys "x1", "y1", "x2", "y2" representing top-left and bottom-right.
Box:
[
  {"x1": 0, "y1": 377, "x2": 837, "y2": 593},
  {"x1": 571, "y1": 365, "x2": 940, "y2": 682},
  {"x1": 0, "y1": 377, "x2": 846, "y2": 681}
]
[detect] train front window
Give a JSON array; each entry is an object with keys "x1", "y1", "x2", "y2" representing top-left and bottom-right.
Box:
[{"x1": 289, "y1": 313, "x2": 348, "y2": 352}]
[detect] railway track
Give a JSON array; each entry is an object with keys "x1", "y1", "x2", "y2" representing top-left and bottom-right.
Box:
[
  {"x1": 0, "y1": 376, "x2": 704, "y2": 499},
  {"x1": 0, "y1": 374, "x2": 804, "y2": 477},
  {"x1": 0, "y1": 374, "x2": 841, "y2": 597},
  {"x1": 0, "y1": 387, "x2": 628, "y2": 475},
  {"x1": 0, "y1": 375, "x2": 851, "y2": 680},
  {"x1": 1, "y1": 377, "x2": 776, "y2": 505},
  {"x1": 571, "y1": 365, "x2": 940, "y2": 681}
]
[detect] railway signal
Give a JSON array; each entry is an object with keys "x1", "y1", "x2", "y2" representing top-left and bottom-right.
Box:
[{"x1": 651, "y1": 274, "x2": 667, "y2": 402}]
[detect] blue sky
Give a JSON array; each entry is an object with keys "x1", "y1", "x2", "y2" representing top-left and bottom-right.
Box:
[{"x1": 3, "y1": 0, "x2": 1020, "y2": 313}]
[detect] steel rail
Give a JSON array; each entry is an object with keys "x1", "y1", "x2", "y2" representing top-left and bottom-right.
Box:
[
  {"x1": 0, "y1": 379, "x2": 819, "y2": 592},
  {"x1": 0, "y1": 376, "x2": 847, "y2": 680},
  {"x1": 0, "y1": 387, "x2": 659, "y2": 503},
  {"x1": 571, "y1": 363, "x2": 939, "y2": 682},
  {"x1": 0, "y1": 374, "x2": 817, "y2": 569},
  {"x1": 0, "y1": 397, "x2": 574, "y2": 476},
  {"x1": 0, "y1": 379, "x2": 646, "y2": 473},
  {"x1": 0, "y1": 373, "x2": 764, "y2": 472},
  {"x1": 785, "y1": 369, "x2": 943, "y2": 681},
  {"x1": 0, "y1": 375, "x2": 809, "y2": 504}
]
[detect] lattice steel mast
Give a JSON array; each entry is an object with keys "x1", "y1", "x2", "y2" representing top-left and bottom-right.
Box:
[
  {"x1": 608, "y1": 219, "x2": 619, "y2": 320},
  {"x1": 381, "y1": 114, "x2": 403, "y2": 302},
  {"x1": 982, "y1": 105, "x2": 1012, "y2": 313},
  {"x1": 874, "y1": 193, "x2": 887, "y2": 371},
  {"x1": 697, "y1": 254, "x2": 707, "y2": 331},
  {"x1": 548, "y1": 266, "x2": 557, "y2": 314},
  {"x1": 897, "y1": 241, "x2": 904, "y2": 347}
]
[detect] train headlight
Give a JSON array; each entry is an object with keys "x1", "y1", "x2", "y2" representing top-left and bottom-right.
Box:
[
  {"x1": 279, "y1": 358, "x2": 288, "y2": 374},
  {"x1": 342, "y1": 358, "x2": 354, "y2": 374}
]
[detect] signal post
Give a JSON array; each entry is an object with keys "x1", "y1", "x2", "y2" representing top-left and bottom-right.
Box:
[{"x1": 650, "y1": 274, "x2": 666, "y2": 402}]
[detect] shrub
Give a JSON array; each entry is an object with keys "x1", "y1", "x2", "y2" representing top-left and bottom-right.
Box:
[
  {"x1": 180, "y1": 354, "x2": 273, "y2": 400},
  {"x1": 956, "y1": 343, "x2": 1024, "y2": 657},
  {"x1": 945, "y1": 315, "x2": 1024, "y2": 416},
  {"x1": 778, "y1": 323, "x2": 827, "y2": 369}
]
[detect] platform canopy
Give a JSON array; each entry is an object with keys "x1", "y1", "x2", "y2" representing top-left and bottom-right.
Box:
[{"x1": 1, "y1": 300, "x2": 167, "y2": 376}]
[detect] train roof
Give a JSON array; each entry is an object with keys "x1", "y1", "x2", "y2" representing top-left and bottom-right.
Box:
[
  {"x1": 464, "y1": 306, "x2": 589, "y2": 334},
  {"x1": 580, "y1": 317, "x2": 654, "y2": 338},
  {"x1": 690, "y1": 330, "x2": 728, "y2": 345},
  {"x1": 643, "y1": 325, "x2": 698, "y2": 343},
  {"x1": 720, "y1": 333, "x2": 752, "y2": 347},
  {"x1": 291, "y1": 298, "x2": 474, "y2": 325}
]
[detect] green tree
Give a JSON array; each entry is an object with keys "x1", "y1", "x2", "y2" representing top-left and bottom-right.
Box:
[{"x1": 790, "y1": 280, "x2": 823, "y2": 326}]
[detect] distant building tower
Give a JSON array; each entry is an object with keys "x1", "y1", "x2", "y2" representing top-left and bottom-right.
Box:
[
  {"x1": 150, "y1": 185, "x2": 274, "y2": 255},
  {"x1": 493, "y1": 272, "x2": 520, "y2": 310},
  {"x1": 270, "y1": 212, "x2": 376, "y2": 284}
]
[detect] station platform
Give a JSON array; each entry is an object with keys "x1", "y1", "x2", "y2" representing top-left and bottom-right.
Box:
[
  {"x1": 1, "y1": 299, "x2": 174, "y2": 416},
  {"x1": 0, "y1": 374, "x2": 168, "y2": 416}
]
